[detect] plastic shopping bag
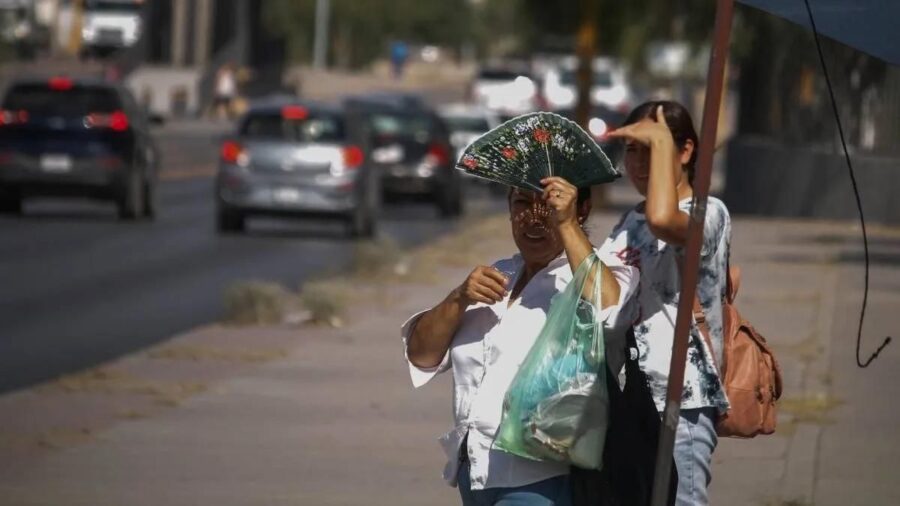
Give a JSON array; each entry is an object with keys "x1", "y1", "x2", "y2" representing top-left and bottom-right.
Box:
[{"x1": 494, "y1": 253, "x2": 609, "y2": 470}]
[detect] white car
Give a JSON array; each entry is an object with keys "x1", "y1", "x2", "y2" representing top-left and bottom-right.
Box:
[
  {"x1": 470, "y1": 66, "x2": 542, "y2": 119},
  {"x1": 80, "y1": 0, "x2": 143, "y2": 55},
  {"x1": 438, "y1": 103, "x2": 501, "y2": 165},
  {"x1": 543, "y1": 57, "x2": 632, "y2": 113}
]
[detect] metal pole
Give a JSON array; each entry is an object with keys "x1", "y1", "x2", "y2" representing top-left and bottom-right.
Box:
[
  {"x1": 649, "y1": 0, "x2": 734, "y2": 505},
  {"x1": 171, "y1": 0, "x2": 188, "y2": 66},
  {"x1": 313, "y1": 0, "x2": 331, "y2": 70}
]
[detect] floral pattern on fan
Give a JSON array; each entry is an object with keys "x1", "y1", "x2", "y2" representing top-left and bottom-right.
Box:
[{"x1": 457, "y1": 112, "x2": 620, "y2": 192}]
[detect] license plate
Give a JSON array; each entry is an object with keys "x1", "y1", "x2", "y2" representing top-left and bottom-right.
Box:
[
  {"x1": 40, "y1": 154, "x2": 73, "y2": 173},
  {"x1": 272, "y1": 187, "x2": 303, "y2": 203},
  {"x1": 372, "y1": 144, "x2": 405, "y2": 164}
]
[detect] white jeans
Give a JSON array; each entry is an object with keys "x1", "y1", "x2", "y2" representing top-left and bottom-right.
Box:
[{"x1": 673, "y1": 408, "x2": 718, "y2": 505}]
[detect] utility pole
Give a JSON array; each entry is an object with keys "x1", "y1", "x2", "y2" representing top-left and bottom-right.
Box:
[
  {"x1": 649, "y1": 0, "x2": 735, "y2": 504},
  {"x1": 313, "y1": 0, "x2": 331, "y2": 70},
  {"x1": 67, "y1": 0, "x2": 84, "y2": 55},
  {"x1": 575, "y1": 0, "x2": 606, "y2": 208},
  {"x1": 194, "y1": 0, "x2": 214, "y2": 67},
  {"x1": 171, "y1": 0, "x2": 188, "y2": 66}
]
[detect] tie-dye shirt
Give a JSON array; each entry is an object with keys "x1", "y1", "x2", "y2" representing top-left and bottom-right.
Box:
[{"x1": 598, "y1": 197, "x2": 731, "y2": 412}]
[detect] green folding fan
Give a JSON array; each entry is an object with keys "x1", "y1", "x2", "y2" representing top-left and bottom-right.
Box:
[{"x1": 456, "y1": 112, "x2": 620, "y2": 192}]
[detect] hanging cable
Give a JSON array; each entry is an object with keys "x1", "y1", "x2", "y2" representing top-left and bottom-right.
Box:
[{"x1": 802, "y1": 0, "x2": 891, "y2": 367}]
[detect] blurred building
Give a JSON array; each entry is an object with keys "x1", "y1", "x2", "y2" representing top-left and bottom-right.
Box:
[{"x1": 129, "y1": 0, "x2": 285, "y2": 117}]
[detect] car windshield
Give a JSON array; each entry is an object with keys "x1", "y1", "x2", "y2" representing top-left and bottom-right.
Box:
[
  {"x1": 443, "y1": 116, "x2": 490, "y2": 133},
  {"x1": 478, "y1": 69, "x2": 531, "y2": 82},
  {"x1": 369, "y1": 113, "x2": 434, "y2": 141},
  {"x1": 86, "y1": 1, "x2": 142, "y2": 13},
  {"x1": 3, "y1": 84, "x2": 122, "y2": 115},
  {"x1": 560, "y1": 70, "x2": 614, "y2": 87},
  {"x1": 240, "y1": 112, "x2": 346, "y2": 143}
]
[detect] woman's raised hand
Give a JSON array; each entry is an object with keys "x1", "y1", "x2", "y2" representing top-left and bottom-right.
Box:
[
  {"x1": 540, "y1": 176, "x2": 579, "y2": 228},
  {"x1": 606, "y1": 105, "x2": 673, "y2": 148},
  {"x1": 456, "y1": 266, "x2": 510, "y2": 306}
]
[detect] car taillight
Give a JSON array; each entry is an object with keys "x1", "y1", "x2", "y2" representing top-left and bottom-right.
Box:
[
  {"x1": 0, "y1": 109, "x2": 28, "y2": 126},
  {"x1": 221, "y1": 140, "x2": 244, "y2": 164},
  {"x1": 427, "y1": 143, "x2": 450, "y2": 165},
  {"x1": 48, "y1": 76, "x2": 74, "y2": 91},
  {"x1": 109, "y1": 111, "x2": 129, "y2": 131},
  {"x1": 85, "y1": 110, "x2": 129, "y2": 131},
  {"x1": 281, "y1": 105, "x2": 308, "y2": 120},
  {"x1": 343, "y1": 145, "x2": 364, "y2": 169}
]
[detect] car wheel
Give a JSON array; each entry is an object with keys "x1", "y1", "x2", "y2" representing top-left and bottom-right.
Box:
[
  {"x1": 116, "y1": 172, "x2": 144, "y2": 221},
  {"x1": 217, "y1": 207, "x2": 245, "y2": 234},
  {"x1": 0, "y1": 192, "x2": 22, "y2": 215}
]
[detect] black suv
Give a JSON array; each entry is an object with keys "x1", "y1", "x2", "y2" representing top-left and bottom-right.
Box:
[
  {"x1": 0, "y1": 77, "x2": 158, "y2": 220},
  {"x1": 344, "y1": 94, "x2": 463, "y2": 218}
]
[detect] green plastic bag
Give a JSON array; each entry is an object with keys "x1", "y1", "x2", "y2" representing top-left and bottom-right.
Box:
[{"x1": 494, "y1": 253, "x2": 609, "y2": 470}]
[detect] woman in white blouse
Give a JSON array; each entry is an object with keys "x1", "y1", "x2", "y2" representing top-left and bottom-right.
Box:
[{"x1": 402, "y1": 177, "x2": 635, "y2": 506}]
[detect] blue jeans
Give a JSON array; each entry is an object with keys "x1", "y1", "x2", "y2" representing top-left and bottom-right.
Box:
[
  {"x1": 674, "y1": 407, "x2": 718, "y2": 506},
  {"x1": 457, "y1": 463, "x2": 572, "y2": 506}
]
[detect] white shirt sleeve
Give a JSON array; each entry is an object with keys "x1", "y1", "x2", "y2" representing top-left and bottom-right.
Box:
[
  {"x1": 400, "y1": 310, "x2": 452, "y2": 388},
  {"x1": 600, "y1": 262, "x2": 640, "y2": 330},
  {"x1": 596, "y1": 246, "x2": 639, "y2": 333}
]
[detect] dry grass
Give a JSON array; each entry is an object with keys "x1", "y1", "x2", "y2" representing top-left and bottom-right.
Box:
[
  {"x1": 147, "y1": 345, "x2": 288, "y2": 363},
  {"x1": 299, "y1": 280, "x2": 351, "y2": 327},
  {"x1": 351, "y1": 236, "x2": 407, "y2": 280},
  {"x1": 40, "y1": 366, "x2": 209, "y2": 407},
  {"x1": 223, "y1": 281, "x2": 298, "y2": 326}
]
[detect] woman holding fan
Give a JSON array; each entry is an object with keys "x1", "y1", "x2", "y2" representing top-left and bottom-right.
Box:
[{"x1": 400, "y1": 113, "x2": 636, "y2": 505}]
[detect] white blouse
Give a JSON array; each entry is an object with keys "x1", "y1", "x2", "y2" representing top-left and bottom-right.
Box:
[{"x1": 401, "y1": 250, "x2": 637, "y2": 491}]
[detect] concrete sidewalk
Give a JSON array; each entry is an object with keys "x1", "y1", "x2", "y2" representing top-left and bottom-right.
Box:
[{"x1": 0, "y1": 211, "x2": 898, "y2": 505}]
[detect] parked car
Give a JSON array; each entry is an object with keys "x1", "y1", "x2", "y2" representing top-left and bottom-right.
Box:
[
  {"x1": 469, "y1": 64, "x2": 543, "y2": 120},
  {"x1": 438, "y1": 102, "x2": 501, "y2": 164},
  {"x1": 345, "y1": 94, "x2": 462, "y2": 218},
  {"x1": 214, "y1": 99, "x2": 379, "y2": 237},
  {"x1": 543, "y1": 57, "x2": 633, "y2": 113},
  {"x1": 0, "y1": 76, "x2": 158, "y2": 219},
  {"x1": 80, "y1": 0, "x2": 144, "y2": 58}
]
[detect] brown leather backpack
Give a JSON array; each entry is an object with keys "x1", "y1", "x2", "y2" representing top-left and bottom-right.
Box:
[{"x1": 694, "y1": 265, "x2": 783, "y2": 438}]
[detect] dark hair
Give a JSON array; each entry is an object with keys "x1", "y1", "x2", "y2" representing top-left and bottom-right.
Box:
[{"x1": 623, "y1": 100, "x2": 699, "y2": 184}]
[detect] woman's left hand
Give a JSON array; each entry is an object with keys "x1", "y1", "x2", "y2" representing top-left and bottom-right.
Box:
[
  {"x1": 606, "y1": 105, "x2": 673, "y2": 148},
  {"x1": 541, "y1": 176, "x2": 579, "y2": 228}
]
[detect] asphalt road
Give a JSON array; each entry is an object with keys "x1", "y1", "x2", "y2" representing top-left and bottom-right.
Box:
[{"x1": 0, "y1": 124, "x2": 504, "y2": 393}]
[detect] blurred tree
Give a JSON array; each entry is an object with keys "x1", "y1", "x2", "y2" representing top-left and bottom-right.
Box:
[{"x1": 261, "y1": 0, "x2": 472, "y2": 69}]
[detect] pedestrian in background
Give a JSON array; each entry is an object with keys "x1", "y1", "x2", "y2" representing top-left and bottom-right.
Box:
[{"x1": 213, "y1": 61, "x2": 238, "y2": 120}]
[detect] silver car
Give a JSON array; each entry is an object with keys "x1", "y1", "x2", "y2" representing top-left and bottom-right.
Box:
[{"x1": 215, "y1": 101, "x2": 378, "y2": 237}]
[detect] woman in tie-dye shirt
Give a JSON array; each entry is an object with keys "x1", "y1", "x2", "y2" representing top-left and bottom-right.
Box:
[{"x1": 601, "y1": 101, "x2": 731, "y2": 506}]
